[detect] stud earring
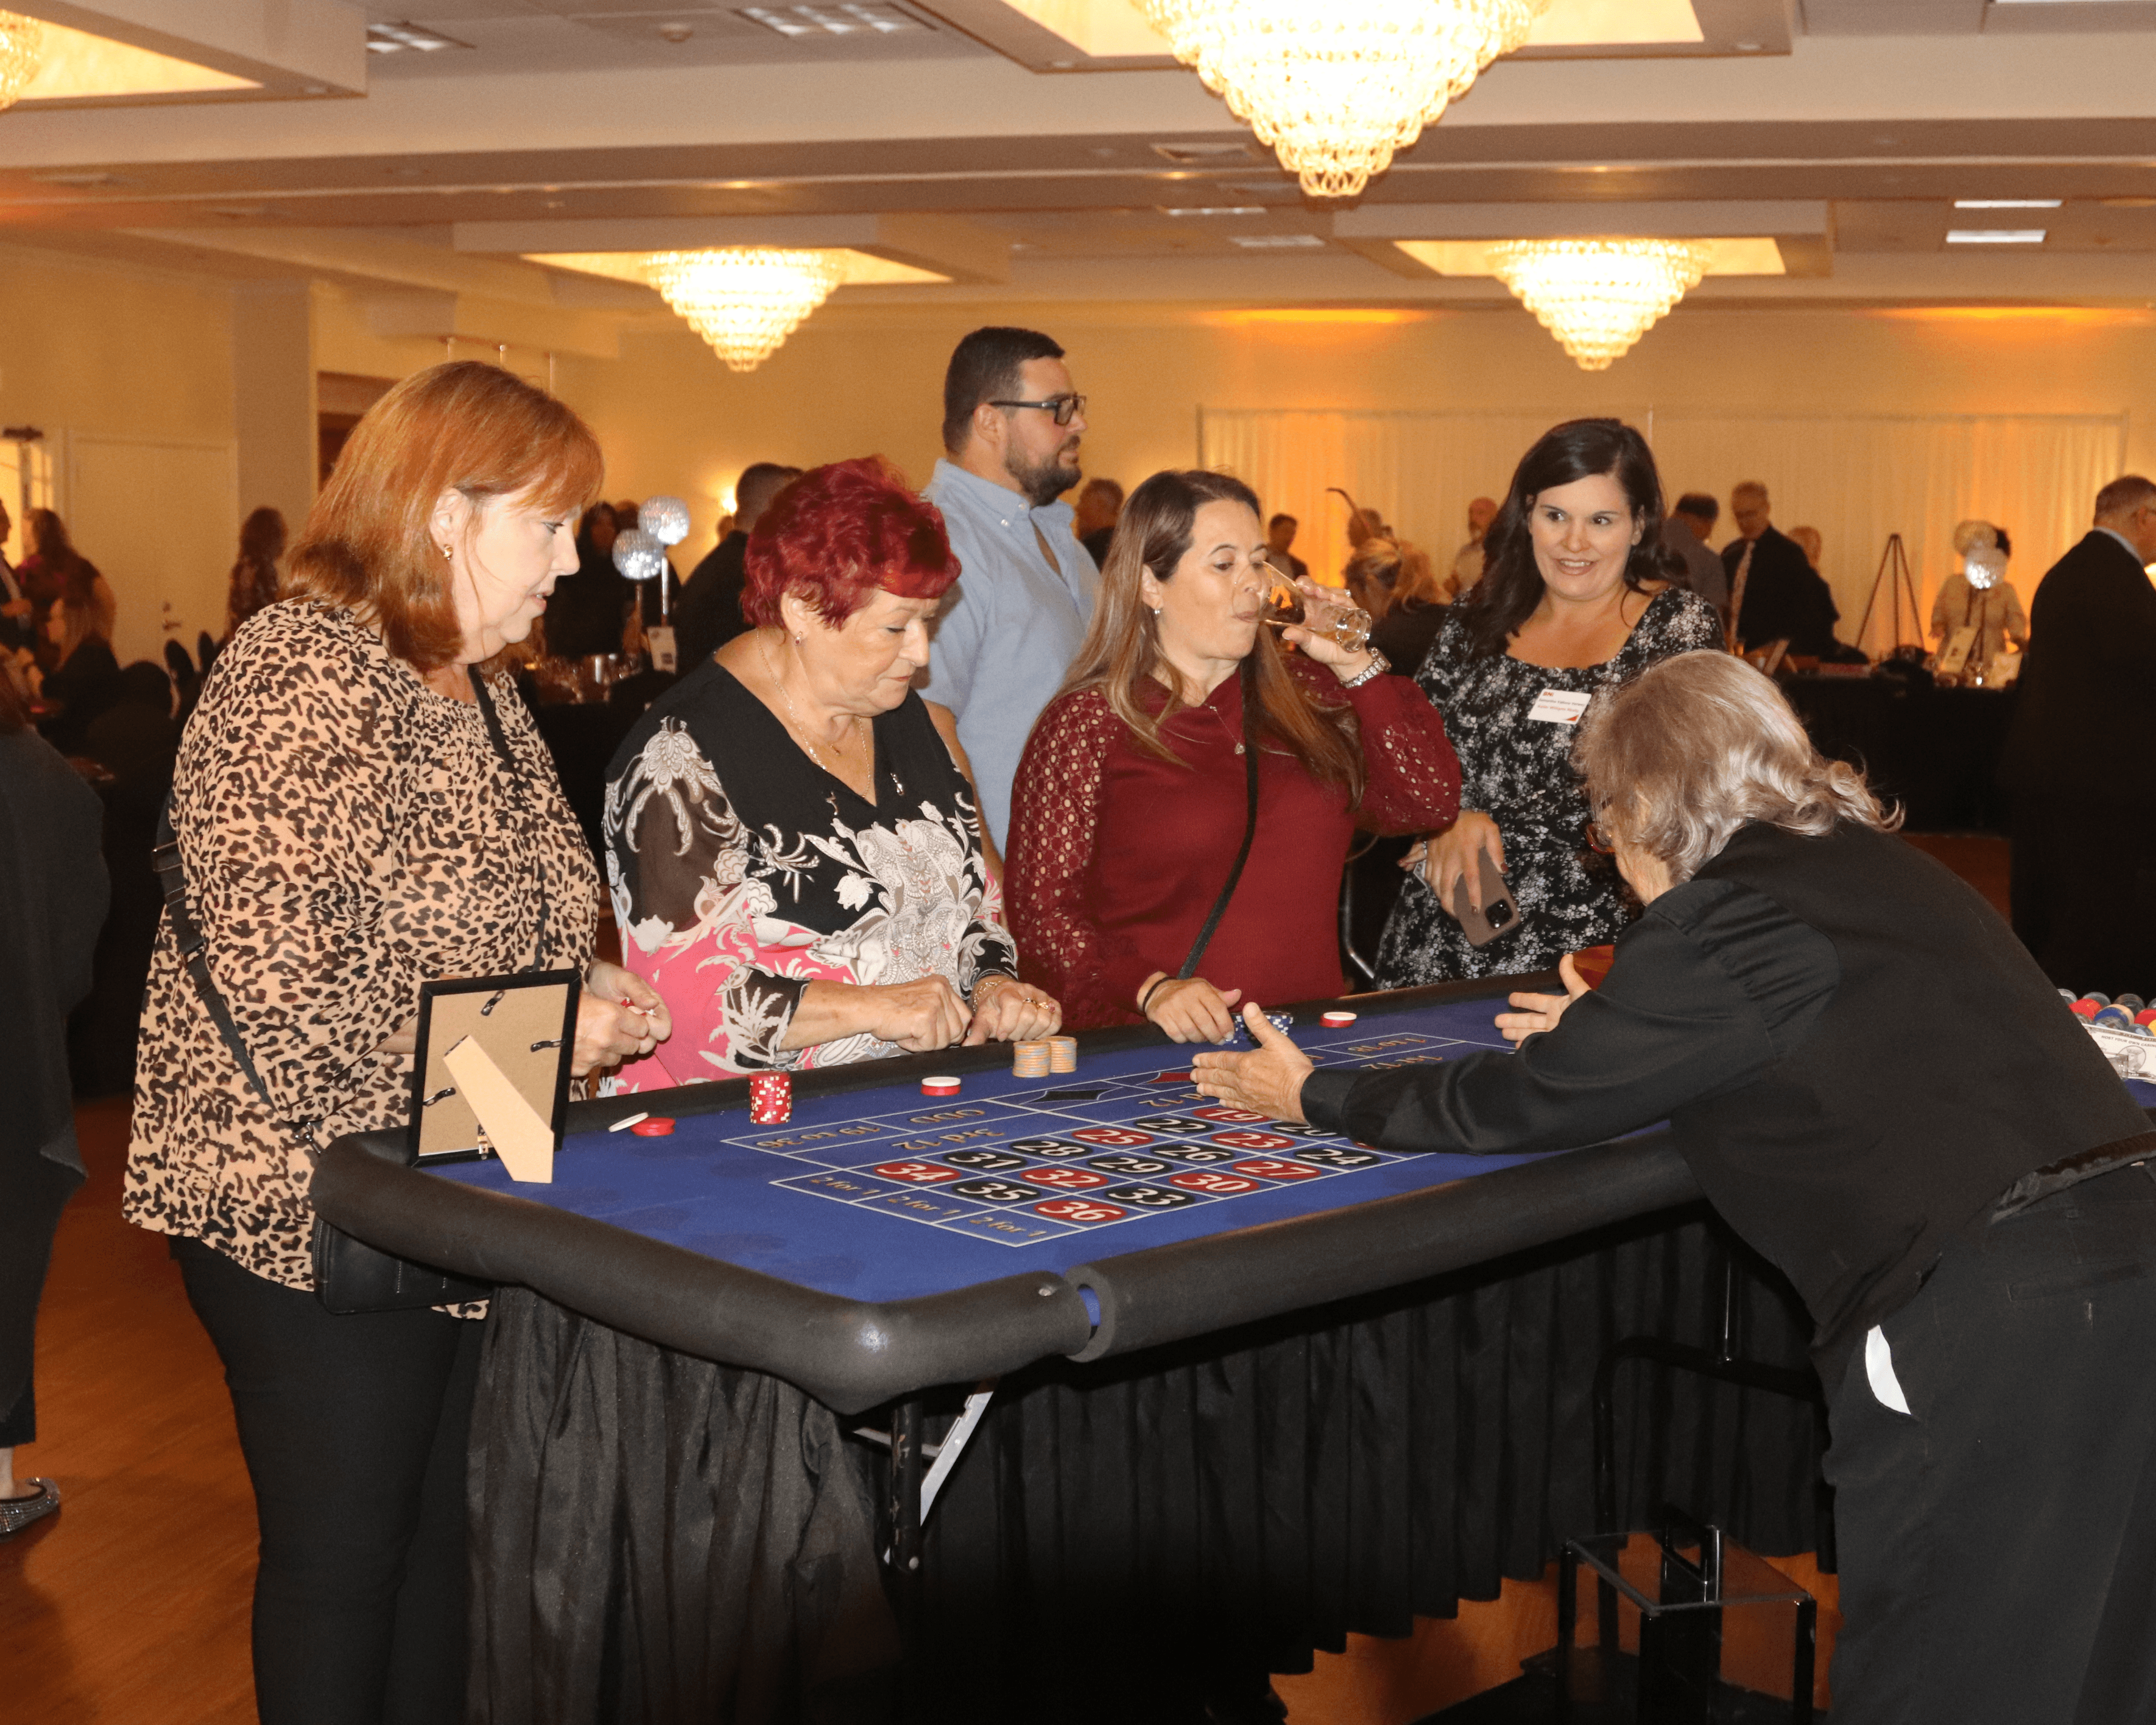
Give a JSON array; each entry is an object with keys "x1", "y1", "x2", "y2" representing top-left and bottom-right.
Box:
[{"x1": 439, "y1": 543, "x2": 452, "y2": 560}]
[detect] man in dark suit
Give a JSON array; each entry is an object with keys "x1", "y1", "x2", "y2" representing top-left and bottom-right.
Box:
[
  {"x1": 674, "y1": 462, "x2": 800, "y2": 673},
  {"x1": 1724, "y1": 481, "x2": 1840, "y2": 657},
  {"x1": 2003, "y1": 474, "x2": 2156, "y2": 993},
  {"x1": 0, "y1": 501, "x2": 32, "y2": 654}
]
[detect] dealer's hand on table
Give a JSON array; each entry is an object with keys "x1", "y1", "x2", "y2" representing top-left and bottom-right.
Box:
[
  {"x1": 1192, "y1": 1003, "x2": 1314, "y2": 1124},
  {"x1": 963, "y1": 973, "x2": 1062, "y2": 1045},
  {"x1": 575, "y1": 960, "x2": 673, "y2": 1077},
  {"x1": 1140, "y1": 972, "x2": 1244, "y2": 1044},
  {"x1": 1494, "y1": 952, "x2": 1589, "y2": 1045},
  {"x1": 1406, "y1": 811, "x2": 1504, "y2": 916}
]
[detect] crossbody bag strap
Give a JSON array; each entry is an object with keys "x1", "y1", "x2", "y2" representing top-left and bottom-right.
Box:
[
  {"x1": 1176, "y1": 655, "x2": 1262, "y2": 980},
  {"x1": 152, "y1": 796, "x2": 279, "y2": 1117},
  {"x1": 469, "y1": 673, "x2": 550, "y2": 967}
]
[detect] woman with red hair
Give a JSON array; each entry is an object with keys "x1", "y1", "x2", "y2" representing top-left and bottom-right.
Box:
[
  {"x1": 126, "y1": 360, "x2": 665, "y2": 1724},
  {"x1": 605, "y1": 457, "x2": 1060, "y2": 1077}
]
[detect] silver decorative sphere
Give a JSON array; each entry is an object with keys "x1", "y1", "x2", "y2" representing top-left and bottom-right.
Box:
[
  {"x1": 612, "y1": 527, "x2": 668, "y2": 583},
  {"x1": 640, "y1": 494, "x2": 691, "y2": 547},
  {"x1": 1965, "y1": 547, "x2": 2005, "y2": 592}
]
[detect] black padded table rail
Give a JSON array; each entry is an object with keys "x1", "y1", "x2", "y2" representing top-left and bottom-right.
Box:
[{"x1": 311, "y1": 975, "x2": 1708, "y2": 1414}]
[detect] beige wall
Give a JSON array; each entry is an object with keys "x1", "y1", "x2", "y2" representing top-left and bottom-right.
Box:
[{"x1": 0, "y1": 244, "x2": 240, "y2": 659}]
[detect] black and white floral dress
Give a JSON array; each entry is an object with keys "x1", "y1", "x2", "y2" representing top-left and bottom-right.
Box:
[
  {"x1": 1374, "y1": 587, "x2": 1722, "y2": 984},
  {"x1": 603, "y1": 663, "x2": 1016, "y2": 1080}
]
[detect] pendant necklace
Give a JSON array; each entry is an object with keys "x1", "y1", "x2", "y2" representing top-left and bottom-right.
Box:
[{"x1": 763, "y1": 637, "x2": 867, "y2": 778}]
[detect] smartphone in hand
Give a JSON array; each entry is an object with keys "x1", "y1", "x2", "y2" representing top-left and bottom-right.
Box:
[{"x1": 1450, "y1": 851, "x2": 1523, "y2": 948}]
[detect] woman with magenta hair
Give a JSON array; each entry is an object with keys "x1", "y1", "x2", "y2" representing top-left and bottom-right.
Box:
[{"x1": 605, "y1": 457, "x2": 1062, "y2": 1082}]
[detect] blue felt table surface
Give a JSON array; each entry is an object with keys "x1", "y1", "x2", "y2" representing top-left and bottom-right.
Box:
[
  {"x1": 428, "y1": 996, "x2": 1550, "y2": 1303},
  {"x1": 427, "y1": 998, "x2": 2156, "y2": 1306}
]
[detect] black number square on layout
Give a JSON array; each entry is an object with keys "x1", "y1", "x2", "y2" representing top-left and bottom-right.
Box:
[
  {"x1": 941, "y1": 1148, "x2": 1030, "y2": 1172},
  {"x1": 1102, "y1": 1183, "x2": 1197, "y2": 1210},
  {"x1": 949, "y1": 1178, "x2": 1044, "y2": 1204},
  {"x1": 1087, "y1": 1153, "x2": 1174, "y2": 1177}
]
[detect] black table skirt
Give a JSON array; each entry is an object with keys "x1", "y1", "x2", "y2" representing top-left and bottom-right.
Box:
[{"x1": 467, "y1": 1204, "x2": 1826, "y2": 1725}]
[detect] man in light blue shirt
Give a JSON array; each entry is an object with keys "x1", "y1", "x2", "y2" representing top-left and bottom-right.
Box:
[{"x1": 922, "y1": 326, "x2": 1101, "y2": 854}]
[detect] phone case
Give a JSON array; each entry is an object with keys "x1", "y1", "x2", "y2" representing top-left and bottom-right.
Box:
[{"x1": 1450, "y1": 852, "x2": 1523, "y2": 948}]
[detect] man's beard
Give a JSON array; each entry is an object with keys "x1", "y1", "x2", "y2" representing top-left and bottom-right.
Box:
[{"x1": 1005, "y1": 440, "x2": 1081, "y2": 509}]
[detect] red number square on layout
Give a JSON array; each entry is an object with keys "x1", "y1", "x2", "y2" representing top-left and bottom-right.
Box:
[
  {"x1": 1210, "y1": 1129, "x2": 1299, "y2": 1152},
  {"x1": 1072, "y1": 1125, "x2": 1157, "y2": 1147},
  {"x1": 1026, "y1": 1166, "x2": 1110, "y2": 1190},
  {"x1": 872, "y1": 1161, "x2": 965, "y2": 1184},
  {"x1": 1033, "y1": 1198, "x2": 1127, "y2": 1224},
  {"x1": 1230, "y1": 1158, "x2": 1325, "y2": 1182},
  {"x1": 1167, "y1": 1170, "x2": 1261, "y2": 1195}
]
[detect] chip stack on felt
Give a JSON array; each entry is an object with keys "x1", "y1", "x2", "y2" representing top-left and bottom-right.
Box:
[
  {"x1": 749, "y1": 1072, "x2": 791, "y2": 1123},
  {"x1": 1049, "y1": 1037, "x2": 1078, "y2": 1074},
  {"x1": 1013, "y1": 1040, "x2": 1050, "y2": 1078}
]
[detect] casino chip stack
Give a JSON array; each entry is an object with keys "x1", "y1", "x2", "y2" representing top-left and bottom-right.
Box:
[
  {"x1": 749, "y1": 1072, "x2": 791, "y2": 1123},
  {"x1": 1013, "y1": 1040, "x2": 1051, "y2": 1078},
  {"x1": 1049, "y1": 1036, "x2": 1078, "y2": 1074}
]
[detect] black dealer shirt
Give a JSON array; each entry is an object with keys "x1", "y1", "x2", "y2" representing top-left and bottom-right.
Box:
[{"x1": 1302, "y1": 821, "x2": 2149, "y2": 1381}]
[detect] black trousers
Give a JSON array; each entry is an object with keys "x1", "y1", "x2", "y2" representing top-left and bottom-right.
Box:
[
  {"x1": 1821, "y1": 1166, "x2": 2156, "y2": 1724},
  {"x1": 0, "y1": 1153, "x2": 82, "y2": 1449},
  {"x1": 175, "y1": 1239, "x2": 481, "y2": 1725},
  {"x1": 2008, "y1": 795, "x2": 2156, "y2": 996}
]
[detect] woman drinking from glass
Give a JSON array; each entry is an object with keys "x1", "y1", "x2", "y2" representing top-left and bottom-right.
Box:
[{"x1": 1005, "y1": 468, "x2": 1460, "y2": 1041}]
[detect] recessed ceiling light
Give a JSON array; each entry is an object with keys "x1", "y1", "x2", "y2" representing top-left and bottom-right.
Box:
[
  {"x1": 1229, "y1": 234, "x2": 1326, "y2": 249},
  {"x1": 738, "y1": 5, "x2": 925, "y2": 37},
  {"x1": 1955, "y1": 199, "x2": 2062, "y2": 209},
  {"x1": 1160, "y1": 206, "x2": 1267, "y2": 217},
  {"x1": 365, "y1": 22, "x2": 471, "y2": 53},
  {"x1": 1946, "y1": 228, "x2": 2048, "y2": 244}
]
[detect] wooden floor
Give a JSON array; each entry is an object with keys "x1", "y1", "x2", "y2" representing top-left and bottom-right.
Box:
[
  {"x1": 6, "y1": 835, "x2": 2006, "y2": 1724},
  {"x1": 5, "y1": 1096, "x2": 256, "y2": 1725}
]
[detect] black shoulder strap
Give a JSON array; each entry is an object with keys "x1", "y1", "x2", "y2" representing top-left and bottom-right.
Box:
[
  {"x1": 152, "y1": 796, "x2": 277, "y2": 1116},
  {"x1": 1176, "y1": 655, "x2": 1261, "y2": 980}
]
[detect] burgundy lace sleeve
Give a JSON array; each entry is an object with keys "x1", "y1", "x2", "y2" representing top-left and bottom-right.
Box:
[
  {"x1": 1288, "y1": 657, "x2": 1461, "y2": 836},
  {"x1": 1004, "y1": 689, "x2": 1129, "y2": 1028},
  {"x1": 1346, "y1": 670, "x2": 1462, "y2": 835}
]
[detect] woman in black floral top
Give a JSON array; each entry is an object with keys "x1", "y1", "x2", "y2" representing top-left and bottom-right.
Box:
[
  {"x1": 605, "y1": 458, "x2": 1061, "y2": 1083},
  {"x1": 1376, "y1": 420, "x2": 1721, "y2": 986}
]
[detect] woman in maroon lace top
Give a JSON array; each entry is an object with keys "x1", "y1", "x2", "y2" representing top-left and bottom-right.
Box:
[{"x1": 1006, "y1": 470, "x2": 1462, "y2": 1039}]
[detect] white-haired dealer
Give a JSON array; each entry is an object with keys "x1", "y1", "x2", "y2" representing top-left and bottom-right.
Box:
[{"x1": 1195, "y1": 650, "x2": 2156, "y2": 1725}]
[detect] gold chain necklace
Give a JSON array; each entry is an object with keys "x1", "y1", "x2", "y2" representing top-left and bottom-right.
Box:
[{"x1": 761, "y1": 636, "x2": 866, "y2": 774}]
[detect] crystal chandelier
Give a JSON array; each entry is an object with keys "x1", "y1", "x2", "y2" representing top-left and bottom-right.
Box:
[
  {"x1": 1139, "y1": 0, "x2": 1549, "y2": 200},
  {"x1": 1488, "y1": 239, "x2": 1713, "y2": 371},
  {"x1": 641, "y1": 248, "x2": 845, "y2": 373},
  {"x1": 0, "y1": 10, "x2": 44, "y2": 113}
]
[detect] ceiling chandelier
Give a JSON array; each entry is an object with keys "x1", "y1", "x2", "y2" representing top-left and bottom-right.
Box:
[
  {"x1": 641, "y1": 248, "x2": 845, "y2": 373},
  {"x1": 1139, "y1": 0, "x2": 1549, "y2": 200},
  {"x1": 0, "y1": 10, "x2": 44, "y2": 113},
  {"x1": 1488, "y1": 239, "x2": 1713, "y2": 370}
]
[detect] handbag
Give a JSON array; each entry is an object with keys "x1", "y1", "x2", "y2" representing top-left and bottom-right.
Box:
[
  {"x1": 1173, "y1": 655, "x2": 1262, "y2": 981},
  {"x1": 149, "y1": 674, "x2": 547, "y2": 1316}
]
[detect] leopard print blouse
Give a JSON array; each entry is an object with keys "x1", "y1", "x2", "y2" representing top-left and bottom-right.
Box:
[{"x1": 125, "y1": 601, "x2": 599, "y2": 1291}]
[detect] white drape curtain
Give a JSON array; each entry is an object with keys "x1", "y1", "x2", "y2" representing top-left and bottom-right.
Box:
[{"x1": 1199, "y1": 408, "x2": 2127, "y2": 654}]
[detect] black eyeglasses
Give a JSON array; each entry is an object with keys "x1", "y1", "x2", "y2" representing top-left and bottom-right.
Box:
[{"x1": 988, "y1": 394, "x2": 1087, "y2": 427}]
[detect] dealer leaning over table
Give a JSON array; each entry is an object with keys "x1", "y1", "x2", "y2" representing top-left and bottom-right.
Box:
[{"x1": 1193, "y1": 649, "x2": 2156, "y2": 1725}]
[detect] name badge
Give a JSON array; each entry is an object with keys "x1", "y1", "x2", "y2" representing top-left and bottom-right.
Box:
[{"x1": 1526, "y1": 688, "x2": 1593, "y2": 726}]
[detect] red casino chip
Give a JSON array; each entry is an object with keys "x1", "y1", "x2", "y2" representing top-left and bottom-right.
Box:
[
  {"x1": 630, "y1": 1116, "x2": 676, "y2": 1138},
  {"x1": 749, "y1": 1072, "x2": 791, "y2": 1124}
]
